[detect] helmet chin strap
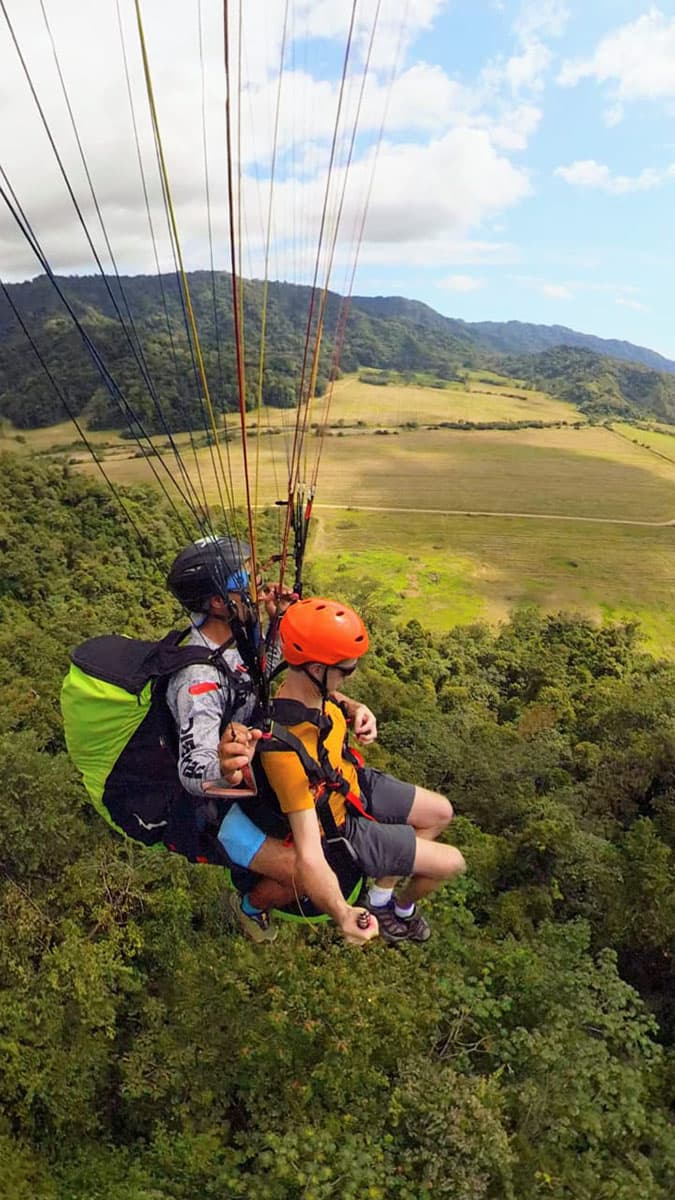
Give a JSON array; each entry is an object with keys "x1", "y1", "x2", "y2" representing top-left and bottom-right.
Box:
[
  {"x1": 199, "y1": 595, "x2": 251, "y2": 627},
  {"x1": 300, "y1": 663, "x2": 331, "y2": 706}
]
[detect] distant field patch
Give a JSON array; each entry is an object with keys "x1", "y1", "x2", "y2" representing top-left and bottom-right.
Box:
[
  {"x1": 311, "y1": 373, "x2": 580, "y2": 426},
  {"x1": 76, "y1": 425, "x2": 675, "y2": 523},
  {"x1": 312, "y1": 510, "x2": 675, "y2": 657},
  {"x1": 8, "y1": 407, "x2": 675, "y2": 654},
  {"x1": 613, "y1": 422, "x2": 675, "y2": 464},
  {"x1": 0, "y1": 421, "x2": 128, "y2": 455}
]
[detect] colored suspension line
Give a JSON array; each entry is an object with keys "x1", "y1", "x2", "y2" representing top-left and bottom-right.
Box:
[
  {"x1": 223, "y1": 0, "x2": 259, "y2": 600},
  {"x1": 0, "y1": 274, "x2": 162, "y2": 562},
  {"x1": 254, "y1": 0, "x2": 290, "y2": 523},
  {"x1": 116, "y1": 0, "x2": 215, "y2": 532},
  {"x1": 37, "y1": 0, "x2": 208, "y2": 529},
  {"x1": 278, "y1": 0, "x2": 359, "y2": 589},
  {"x1": 197, "y1": 0, "x2": 236, "y2": 479},
  {"x1": 300, "y1": 0, "x2": 384, "y2": 488},
  {"x1": 133, "y1": 0, "x2": 238, "y2": 533},
  {"x1": 311, "y1": 0, "x2": 409, "y2": 494},
  {"x1": 0, "y1": 175, "x2": 198, "y2": 541},
  {"x1": 0, "y1": 0, "x2": 196, "y2": 512}
]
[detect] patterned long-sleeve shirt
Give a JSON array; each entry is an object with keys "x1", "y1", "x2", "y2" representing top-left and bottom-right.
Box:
[{"x1": 165, "y1": 629, "x2": 258, "y2": 797}]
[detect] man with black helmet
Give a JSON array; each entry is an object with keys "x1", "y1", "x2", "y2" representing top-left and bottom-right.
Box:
[{"x1": 166, "y1": 534, "x2": 297, "y2": 942}]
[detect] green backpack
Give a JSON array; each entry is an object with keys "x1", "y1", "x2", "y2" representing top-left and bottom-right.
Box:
[{"x1": 61, "y1": 628, "x2": 232, "y2": 858}]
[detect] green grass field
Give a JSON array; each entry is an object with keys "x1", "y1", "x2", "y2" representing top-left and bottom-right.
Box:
[
  {"x1": 310, "y1": 510, "x2": 675, "y2": 657},
  {"x1": 4, "y1": 377, "x2": 675, "y2": 655},
  {"x1": 613, "y1": 422, "x2": 675, "y2": 465},
  {"x1": 72, "y1": 424, "x2": 675, "y2": 522},
  {"x1": 298, "y1": 372, "x2": 580, "y2": 427},
  {"x1": 63, "y1": 420, "x2": 675, "y2": 654}
]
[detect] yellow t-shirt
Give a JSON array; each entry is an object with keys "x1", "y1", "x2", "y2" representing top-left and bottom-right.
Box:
[{"x1": 261, "y1": 699, "x2": 360, "y2": 830}]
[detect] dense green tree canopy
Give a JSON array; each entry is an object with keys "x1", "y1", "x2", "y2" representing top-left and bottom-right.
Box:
[
  {"x1": 0, "y1": 454, "x2": 673, "y2": 1198},
  {"x1": 3, "y1": 274, "x2": 675, "y2": 432}
]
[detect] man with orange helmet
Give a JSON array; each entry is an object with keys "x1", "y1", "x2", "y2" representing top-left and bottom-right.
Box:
[{"x1": 219, "y1": 598, "x2": 466, "y2": 945}]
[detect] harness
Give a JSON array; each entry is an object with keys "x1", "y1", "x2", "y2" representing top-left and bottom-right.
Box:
[{"x1": 243, "y1": 698, "x2": 374, "y2": 847}]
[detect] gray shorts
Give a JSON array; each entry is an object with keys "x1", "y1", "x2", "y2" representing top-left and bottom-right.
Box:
[{"x1": 342, "y1": 768, "x2": 416, "y2": 879}]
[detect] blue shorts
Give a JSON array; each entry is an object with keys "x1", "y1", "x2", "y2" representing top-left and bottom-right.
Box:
[{"x1": 218, "y1": 803, "x2": 266, "y2": 868}]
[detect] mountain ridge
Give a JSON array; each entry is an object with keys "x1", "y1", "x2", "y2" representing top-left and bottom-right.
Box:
[
  {"x1": 350, "y1": 294, "x2": 675, "y2": 375},
  {"x1": 2, "y1": 272, "x2": 675, "y2": 429}
]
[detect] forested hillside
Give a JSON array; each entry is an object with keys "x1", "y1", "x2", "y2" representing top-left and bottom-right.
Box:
[
  {"x1": 3, "y1": 272, "x2": 675, "y2": 433},
  {"x1": 507, "y1": 345, "x2": 675, "y2": 423},
  {"x1": 1, "y1": 452, "x2": 674, "y2": 1198},
  {"x1": 465, "y1": 317, "x2": 675, "y2": 373},
  {"x1": 325, "y1": 296, "x2": 675, "y2": 375},
  {"x1": 0, "y1": 274, "x2": 476, "y2": 431}
]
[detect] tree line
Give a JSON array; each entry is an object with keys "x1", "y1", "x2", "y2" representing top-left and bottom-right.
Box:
[
  {"x1": 4, "y1": 273, "x2": 675, "y2": 434},
  {"x1": 0, "y1": 452, "x2": 673, "y2": 1198}
]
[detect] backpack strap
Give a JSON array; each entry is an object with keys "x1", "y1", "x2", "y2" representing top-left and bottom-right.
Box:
[{"x1": 259, "y1": 715, "x2": 375, "y2": 842}]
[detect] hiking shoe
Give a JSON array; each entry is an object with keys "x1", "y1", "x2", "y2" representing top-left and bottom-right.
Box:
[
  {"x1": 396, "y1": 907, "x2": 431, "y2": 943},
  {"x1": 367, "y1": 901, "x2": 431, "y2": 944},
  {"x1": 227, "y1": 891, "x2": 278, "y2": 944}
]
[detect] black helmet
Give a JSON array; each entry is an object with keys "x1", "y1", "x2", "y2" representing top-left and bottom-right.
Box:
[{"x1": 167, "y1": 535, "x2": 252, "y2": 612}]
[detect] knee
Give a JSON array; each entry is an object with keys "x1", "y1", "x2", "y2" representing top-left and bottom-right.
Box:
[
  {"x1": 434, "y1": 793, "x2": 453, "y2": 830},
  {"x1": 252, "y1": 839, "x2": 297, "y2": 885},
  {"x1": 446, "y1": 846, "x2": 466, "y2": 878}
]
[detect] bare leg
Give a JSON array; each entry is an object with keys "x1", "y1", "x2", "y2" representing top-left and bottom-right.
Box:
[
  {"x1": 375, "y1": 786, "x2": 454, "y2": 891},
  {"x1": 247, "y1": 838, "x2": 297, "y2": 910},
  {"x1": 396, "y1": 838, "x2": 465, "y2": 909}
]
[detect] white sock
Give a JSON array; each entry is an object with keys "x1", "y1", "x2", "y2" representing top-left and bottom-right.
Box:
[
  {"x1": 368, "y1": 885, "x2": 393, "y2": 908},
  {"x1": 394, "y1": 901, "x2": 415, "y2": 919}
]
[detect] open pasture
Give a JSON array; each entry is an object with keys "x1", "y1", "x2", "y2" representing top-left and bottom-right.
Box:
[
  {"x1": 77, "y1": 424, "x2": 675, "y2": 524},
  {"x1": 311, "y1": 510, "x2": 675, "y2": 657},
  {"x1": 0, "y1": 420, "x2": 130, "y2": 456},
  {"x1": 71, "y1": 420, "x2": 675, "y2": 653},
  {"x1": 613, "y1": 422, "x2": 675, "y2": 465},
  {"x1": 8, "y1": 398, "x2": 675, "y2": 654},
  {"x1": 294, "y1": 372, "x2": 580, "y2": 427}
]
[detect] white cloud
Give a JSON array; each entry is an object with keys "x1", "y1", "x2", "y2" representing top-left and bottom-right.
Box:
[
  {"x1": 515, "y1": 0, "x2": 569, "y2": 42},
  {"x1": 540, "y1": 283, "x2": 573, "y2": 299},
  {"x1": 488, "y1": 0, "x2": 569, "y2": 99},
  {"x1": 0, "y1": 0, "x2": 539, "y2": 284},
  {"x1": 358, "y1": 128, "x2": 531, "y2": 243},
  {"x1": 352, "y1": 238, "x2": 520, "y2": 268},
  {"x1": 616, "y1": 297, "x2": 649, "y2": 312},
  {"x1": 298, "y1": 0, "x2": 447, "y2": 70},
  {"x1": 439, "y1": 274, "x2": 484, "y2": 291},
  {"x1": 604, "y1": 104, "x2": 624, "y2": 128},
  {"x1": 555, "y1": 159, "x2": 675, "y2": 194},
  {"x1": 505, "y1": 42, "x2": 551, "y2": 93},
  {"x1": 515, "y1": 275, "x2": 649, "y2": 311},
  {"x1": 488, "y1": 104, "x2": 542, "y2": 150},
  {"x1": 559, "y1": 9, "x2": 675, "y2": 106}
]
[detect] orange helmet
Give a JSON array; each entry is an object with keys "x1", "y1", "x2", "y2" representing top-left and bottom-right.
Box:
[{"x1": 280, "y1": 598, "x2": 369, "y2": 666}]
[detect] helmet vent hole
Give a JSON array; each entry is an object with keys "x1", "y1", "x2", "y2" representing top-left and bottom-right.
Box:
[
  {"x1": 293, "y1": 642, "x2": 303, "y2": 652},
  {"x1": 316, "y1": 603, "x2": 326, "y2": 610},
  {"x1": 355, "y1": 635, "x2": 364, "y2": 642},
  {"x1": 336, "y1": 609, "x2": 345, "y2": 616}
]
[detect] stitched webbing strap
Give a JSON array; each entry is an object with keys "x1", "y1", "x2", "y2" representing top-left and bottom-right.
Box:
[{"x1": 260, "y1": 721, "x2": 374, "y2": 840}]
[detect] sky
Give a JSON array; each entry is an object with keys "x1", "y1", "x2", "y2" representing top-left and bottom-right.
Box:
[{"x1": 2, "y1": 1, "x2": 675, "y2": 356}]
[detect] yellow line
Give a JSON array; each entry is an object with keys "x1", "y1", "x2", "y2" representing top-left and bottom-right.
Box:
[{"x1": 134, "y1": 0, "x2": 237, "y2": 526}]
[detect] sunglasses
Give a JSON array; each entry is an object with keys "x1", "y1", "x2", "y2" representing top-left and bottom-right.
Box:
[
  {"x1": 333, "y1": 661, "x2": 358, "y2": 677},
  {"x1": 225, "y1": 568, "x2": 250, "y2": 592}
]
